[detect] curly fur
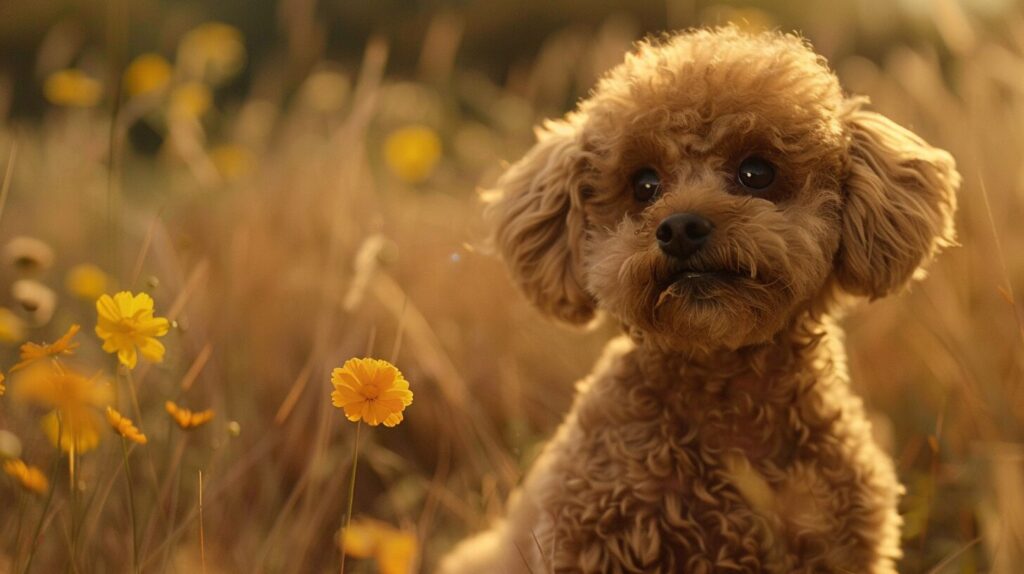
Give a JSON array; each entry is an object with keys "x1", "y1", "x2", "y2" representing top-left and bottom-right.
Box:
[{"x1": 442, "y1": 27, "x2": 959, "y2": 573}]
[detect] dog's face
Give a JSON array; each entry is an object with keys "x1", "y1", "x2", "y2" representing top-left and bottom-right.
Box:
[{"x1": 490, "y1": 28, "x2": 958, "y2": 352}]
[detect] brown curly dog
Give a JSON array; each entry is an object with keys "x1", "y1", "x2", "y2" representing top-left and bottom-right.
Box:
[{"x1": 441, "y1": 26, "x2": 958, "y2": 573}]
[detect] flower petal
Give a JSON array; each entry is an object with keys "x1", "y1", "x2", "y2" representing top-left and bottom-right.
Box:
[
  {"x1": 138, "y1": 337, "x2": 166, "y2": 363},
  {"x1": 113, "y1": 291, "x2": 138, "y2": 316},
  {"x1": 96, "y1": 294, "x2": 120, "y2": 321},
  {"x1": 118, "y1": 346, "x2": 138, "y2": 369}
]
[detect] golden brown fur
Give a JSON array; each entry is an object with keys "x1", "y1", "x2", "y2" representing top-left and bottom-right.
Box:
[{"x1": 441, "y1": 27, "x2": 958, "y2": 573}]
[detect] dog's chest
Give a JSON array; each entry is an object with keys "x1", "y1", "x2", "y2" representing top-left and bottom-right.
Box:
[{"x1": 540, "y1": 366, "x2": 870, "y2": 573}]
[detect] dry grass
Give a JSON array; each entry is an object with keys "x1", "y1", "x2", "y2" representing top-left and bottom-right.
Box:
[{"x1": 0, "y1": 2, "x2": 1022, "y2": 573}]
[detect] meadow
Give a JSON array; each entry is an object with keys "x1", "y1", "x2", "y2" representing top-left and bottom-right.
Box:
[{"x1": 0, "y1": 1, "x2": 1022, "y2": 572}]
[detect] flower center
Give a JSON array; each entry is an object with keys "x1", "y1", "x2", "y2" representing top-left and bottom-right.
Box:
[
  {"x1": 361, "y1": 383, "x2": 380, "y2": 400},
  {"x1": 111, "y1": 318, "x2": 138, "y2": 334}
]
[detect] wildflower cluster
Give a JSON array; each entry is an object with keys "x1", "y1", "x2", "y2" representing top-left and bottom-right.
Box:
[
  {"x1": 40, "y1": 21, "x2": 256, "y2": 185},
  {"x1": 1, "y1": 287, "x2": 216, "y2": 470},
  {"x1": 0, "y1": 266, "x2": 236, "y2": 574}
]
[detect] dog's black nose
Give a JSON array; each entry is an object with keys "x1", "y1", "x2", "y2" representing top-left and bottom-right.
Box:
[{"x1": 656, "y1": 213, "x2": 714, "y2": 259}]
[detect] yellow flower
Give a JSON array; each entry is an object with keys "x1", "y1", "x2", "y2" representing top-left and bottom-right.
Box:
[
  {"x1": 0, "y1": 308, "x2": 27, "y2": 344},
  {"x1": 209, "y1": 144, "x2": 254, "y2": 182},
  {"x1": 330, "y1": 358, "x2": 412, "y2": 427},
  {"x1": 168, "y1": 81, "x2": 213, "y2": 120},
  {"x1": 343, "y1": 519, "x2": 379, "y2": 559},
  {"x1": 378, "y1": 530, "x2": 418, "y2": 574},
  {"x1": 66, "y1": 264, "x2": 110, "y2": 300},
  {"x1": 384, "y1": 125, "x2": 442, "y2": 184},
  {"x1": 43, "y1": 69, "x2": 103, "y2": 107},
  {"x1": 340, "y1": 518, "x2": 418, "y2": 574},
  {"x1": 11, "y1": 324, "x2": 80, "y2": 372},
  {"x1": 177, "y1": 22, "x2": 246, "y2": 85},
  {"x1": 12, "y1": 363, "x2": 112, "y2": 454},
  {"x1": 165, "y1": 401, "x2": 214, "y2": 430},
  {"x1": 0, "y1": 307, "x2": 27, "y2": 344},
  {"x1": 106, "y1": 406, "x2": 147, "y2": 444},
  {"x1": 123, "y1": 53, "x2": 172, "y2": 97},
  {"x1": 95, "y1": 291, "x2": 170, "y2": 369},
  {"x1": 0, "y1": 373, "x2": 5, "y2": 397},
  {"x1": 3, "y1": 459, "x2": 49, "y2": 495}
]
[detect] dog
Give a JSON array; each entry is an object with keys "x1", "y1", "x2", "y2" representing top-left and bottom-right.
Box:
[{"x1": 441, "y1": 26, "x2": 958, "y2": 573}]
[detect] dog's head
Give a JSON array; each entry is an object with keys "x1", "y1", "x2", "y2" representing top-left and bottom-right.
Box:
[{"x1": 488, "y1": 27, "x2": 958, "y2": 351}]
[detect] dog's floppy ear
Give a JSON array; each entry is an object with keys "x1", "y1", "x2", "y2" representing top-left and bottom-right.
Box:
[
  {"x1": 834, "y1": 100, "x2": 959, "y2": 299},
  {"x1": 486, "y1": 117, "x2": 596, "y2": 324}
]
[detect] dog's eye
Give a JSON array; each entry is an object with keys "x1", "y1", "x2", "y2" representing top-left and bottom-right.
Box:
[
  {"x1": 631, "y1": 168, "x2": 661, "y2": 202},
  {"x1": 737, "y1": 156, "x2": 775, "y2": 191}
]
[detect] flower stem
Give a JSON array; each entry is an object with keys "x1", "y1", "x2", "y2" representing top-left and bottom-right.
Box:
[
  {"x1": 24, "y1": 416, "x2": 61, "y2": 574},
  {"x1": 124, "y1": 369, "x2": 144, "y2": 425},
  {"x1": 119, "y1": 438, "x2": 140, "y2": 574},
  {"x1": 69, "y1": 445, "x2": 78, "y2": 571},
  {"x1": 339, "y1": 421, "x2": 362, "y2": 574},
  {"x1": 158, "y1": 435, "x2": 186, "y2": 574},
  {"x1": 10, "y1": 491, "x2": 27, "y2": 572},
  {"x1": 198, "y1": 470, "x2": 206, "y2": 574}
]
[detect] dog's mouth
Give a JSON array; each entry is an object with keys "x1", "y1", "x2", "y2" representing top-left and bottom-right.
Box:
[{"x1": 656, "y1": 264, "x2": 752, "y2": 293}]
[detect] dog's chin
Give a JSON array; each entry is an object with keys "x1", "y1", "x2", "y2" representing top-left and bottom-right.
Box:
[{"x1": 615, "y1": 265, "x2": 794, "y2": 351}]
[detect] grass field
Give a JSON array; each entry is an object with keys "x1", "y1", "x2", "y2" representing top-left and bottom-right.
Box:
[{"x1": 0, "y1": 1, "x2": 1022, "y2": 572}]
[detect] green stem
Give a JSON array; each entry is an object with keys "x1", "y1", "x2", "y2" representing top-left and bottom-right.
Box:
[
  {"x1": 24, "y1": 416, "x2": 62, "y2": 574},
  {"x1": 11, "y1": 491, "x2": 27, "y2": 572},
  {"x1": 119, "y1": 438, "x2": 140, "y2": 574},
  {"x1": 338, "y1": 421, "x2": 362, "y2": 574},
  {"x1": 124, "y1": 370, "x2": 144, "y2": 425},
  {"x1": 198, "y1": 470, "x2": 206, "y2": 574},
  {"x1": 158, "y1": 435, "x2": 186, "y2": 574},
  {"x1": 69, "y1": 446, "x2": 78, "y2": 573}
]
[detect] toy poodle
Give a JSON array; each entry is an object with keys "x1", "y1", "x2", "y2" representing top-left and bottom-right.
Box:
[{"x1": 441, "y1": 26, "x2": 959, "y2": 573}]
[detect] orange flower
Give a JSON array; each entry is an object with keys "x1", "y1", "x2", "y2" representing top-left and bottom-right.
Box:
[
  {"x1": 3, "y1": 459, "x2": 49, "y2": 495},
  {"x1": 106, "y1": 407, "x2": 147, "y2": 444},
  {"x1": 330, "y1": 358, "x2": 413, "y2": 427},
  {"x1": 123, "y1": 53, "x2": 172, "y2": 97},
  {"x1": 12, "y1": 362, "x2": 112, "y2": 454},
  {"x1": 11, "y1": 324, "x2": 80, "y2": 372},
  {"x1": 340, "y1": 518, "x2": 418, "y2": 574},
  {"x1": 43, "y1": 69, "x2": 103, "y2": 107},
  {"x1": 165, "y1": 401, "x2": 214, "y2": 430}
]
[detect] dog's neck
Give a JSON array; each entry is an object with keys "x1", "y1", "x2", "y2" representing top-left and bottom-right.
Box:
[
  {"x1": 613, "y1": 314, "x2": 841, "y2": 465},
  {"x1": 625, "y1": 312, "x2": 833, "y2": 395}
]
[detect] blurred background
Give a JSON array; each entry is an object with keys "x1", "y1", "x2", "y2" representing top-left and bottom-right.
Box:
[{"x1": 0, "y1": 0, "x2": 1022, "y2": 572}]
